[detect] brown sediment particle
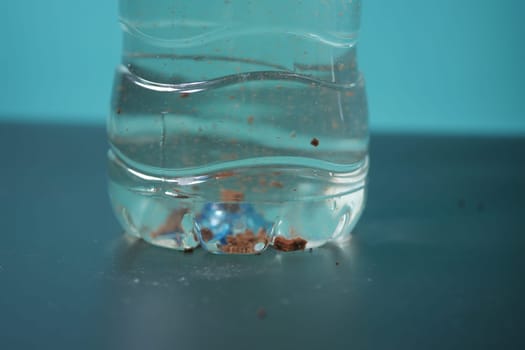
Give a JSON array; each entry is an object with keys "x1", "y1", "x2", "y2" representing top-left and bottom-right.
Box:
[
  {"x1": 220, "y1": 189, "x2": 244, "y2": 212},
  {"x1": 219, "y1": 228, "x2": 268, "y2": 254},
  {"x1": 247, "y1": 115, "x2": 254, "y2": 124},
  {"x1": 273, "y1": 236, "x2": 308, "y2": 252},
  {"x1": 345, "y1": 91, "x2": 354, "y2": 97},
  {"x1": 183, "y1": 248, "x2": 194, "y2": 254},
  {"x1": 257, "y1": 307, "x2": 267, "y2": 320},
  {"x1": 180, "y1": 93, "x2": 190, "y2": 98},
  {"x1": 150, "y1": 208, "x2": 189, "y2": 238},
  {"x1": 116, "y1": 108, "x2": 121, "y2": 114},
  {"x1": 201, "y1": 227, "x2": 214, "y2": 242},
  {"x1": 270, "y1": 181, "x2": 284, "y2": 188},
  {"x1": 220, "y1": 189, "x2": 244, "y2": 202},
  {"x1": 215, "y1": 171, "x2": 235, "y2": 179},
  {"x1": 310, "y1": 138, "x2": 319, "y2": 147}
]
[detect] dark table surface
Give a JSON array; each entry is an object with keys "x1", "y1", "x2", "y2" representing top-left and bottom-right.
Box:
[{"x1": 1, "y1": 122, "x2": 524, "y2": 350}]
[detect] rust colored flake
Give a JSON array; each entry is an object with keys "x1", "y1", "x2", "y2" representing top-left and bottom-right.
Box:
[
  {"x1": 215, "y1": 171, "x2": 235, "y2": 179},
  {"x1": 201, "y1": 227, "x2": 214, "y2": 242},
  {"x1": 273, "y1": 236, "x2": 308, "y2": 252},
  {"x1": 310, "y1": 138, "x2": 319, "y2": 147},
  {"x1": 247, "y1": 115, "x2": 254, "y2": 124},
  {"x1": 180, "y1": 92, "x2": 190, "y2": 98},
  {"x1": 270, "y1": 181, "x2": 283, "y2": 188},
  {"x1": 219, "y1": 228, "x2": 268, "y2": 254},
  {"x1": 220, "y1": 189, "x2": 244, "y2": 212},
  {"x1": 220, "y1": 189, "x2": 244, "y2": 202},
  {"x1": 257, "y1": 307, "x2": 267, "y2": 320}
]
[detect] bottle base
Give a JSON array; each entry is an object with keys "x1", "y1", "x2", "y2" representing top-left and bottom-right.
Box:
[{"x1": 108, "y1": 151, "x2": 367, "y2": 255}]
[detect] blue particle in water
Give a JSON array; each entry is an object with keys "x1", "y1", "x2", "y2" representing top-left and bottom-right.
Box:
[{"x1": 196, "y1": 203, "x2": 272, "y2": 243}]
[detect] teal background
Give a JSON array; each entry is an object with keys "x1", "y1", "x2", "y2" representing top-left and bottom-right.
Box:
[{"x1": 1, "y1": 0, "x2": 524, "y2": 134}]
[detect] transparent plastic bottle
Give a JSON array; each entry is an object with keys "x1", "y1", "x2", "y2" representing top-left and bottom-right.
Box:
[{"x1": 108, "y1": 0, "x2": 369, "y2": 254}]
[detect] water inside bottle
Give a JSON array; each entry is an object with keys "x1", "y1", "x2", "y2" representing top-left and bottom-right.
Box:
[{"x1": 108, "y1": 1, "x2": 369, "y2": 254}]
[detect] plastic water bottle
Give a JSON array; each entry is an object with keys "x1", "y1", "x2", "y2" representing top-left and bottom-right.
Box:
[{"x1": 108, "y1": 0, "x2": 369, "y2": 254}]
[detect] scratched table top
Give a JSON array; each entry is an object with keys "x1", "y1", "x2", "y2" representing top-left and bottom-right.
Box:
[{"x1": 1, "y1": 123, "x2": 524, "y2": 350}]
